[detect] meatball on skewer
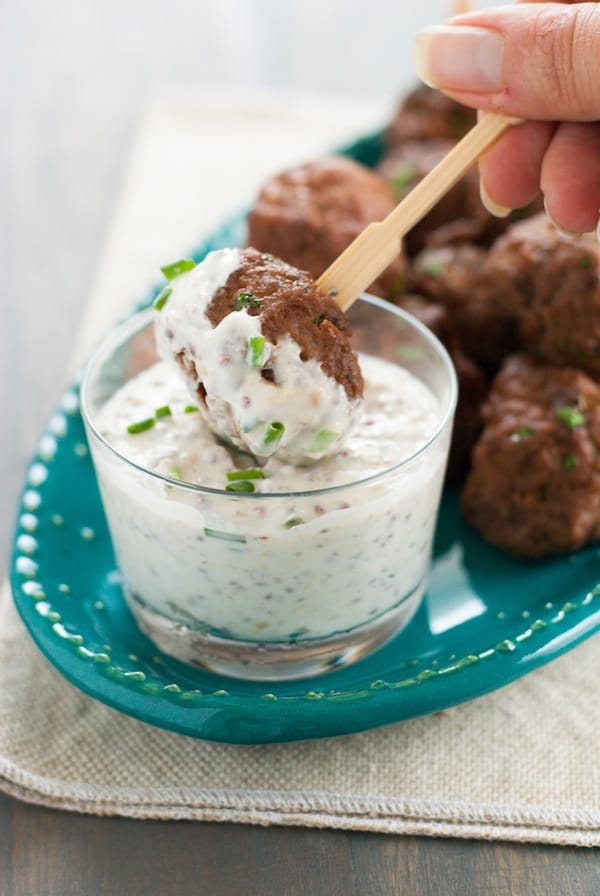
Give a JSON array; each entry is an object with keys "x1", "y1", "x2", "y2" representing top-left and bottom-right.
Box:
[{"x1": 154, "y1": 248, "x2": 363, "y2": 465}]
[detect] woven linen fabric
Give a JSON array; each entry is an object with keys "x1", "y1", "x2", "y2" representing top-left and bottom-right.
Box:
[{"x1": 1, "y1": 89, "x2": 599, "y2": 846}]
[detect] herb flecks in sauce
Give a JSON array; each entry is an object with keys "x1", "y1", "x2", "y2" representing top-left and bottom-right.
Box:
[
  {"x1": 161, "y1": 259, "x2": 196, "y2": 280},
  {"x1": 153, "y1": 287, "x2": 172, "y2": 311},
  {"x1": 263, "y1": 421, "x2": 285, "y2": 449},
  {"x1": 127, "y1": 417, "x2": 156, "y2": 435},
  {"x1": 248, "y1": 335, "x2": 266, "y2": 368},
  {"x1": 226, "y1": 468, "x2": 265, "y2": 482}
]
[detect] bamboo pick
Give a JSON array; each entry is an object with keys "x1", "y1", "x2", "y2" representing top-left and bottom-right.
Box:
[
  {"x1": 452, "y1": 0, "x2": 473, "y2": 15},
  {"x1": 317, "y1": 113, "x2": 519, "y2": 311}
]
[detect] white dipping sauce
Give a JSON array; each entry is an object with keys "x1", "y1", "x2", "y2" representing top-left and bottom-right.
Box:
[
  {"x1": 94, "y1": 354, "x2": 447, "y2": 642},
  {"x1": 154, "y1": 249, "x2": 360, "y2": 464}
]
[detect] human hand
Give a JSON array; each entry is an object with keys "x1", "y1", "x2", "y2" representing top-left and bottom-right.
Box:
[{"x1": 414, "y1": 2, "x2": 600, "y2": 236}]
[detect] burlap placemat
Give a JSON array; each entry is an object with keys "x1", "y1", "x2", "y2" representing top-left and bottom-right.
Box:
[{"x1": 1, "y1": 89, "x2": 599, "y2": 845}]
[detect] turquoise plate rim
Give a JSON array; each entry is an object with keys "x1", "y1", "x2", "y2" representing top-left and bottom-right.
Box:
[{"x1": 9, "y1": 130, "x2": 600, "y2": 744}]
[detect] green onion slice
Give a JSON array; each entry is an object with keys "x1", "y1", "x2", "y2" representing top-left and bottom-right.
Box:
[
  {"x1": 204, "y1": 528, "x2": 247, "y2": 543},
  {"x1": 421, "y1": 258, "x2": 445, "y2": 278},
  {"x1": 248, "y1": 335, "x2": 266, "y2": 368},
  {"x1": 390, "y1": 162, "x2": 416, "y2": 194},
  {"x1": 285, "y1": 517, "x2": 304, "y2": 529},
  {"x1": 555, "y1": 406, "x2": 586, "y2": 429},
  {"x1": 226, "y1": 468, "x2": 265, "y2": 482},
  {"x1": 155, "y1": 405, "x2": 172, "y2": 419},
  {"x1": 308, "y1": 428, "x2": 339, "y2": 453},
  {"x1": 153, "y1": 286, "x2": 172, "y2": 311},
  {"x1": 263, "y1": 421, "x2": 285, "y2": 449},
  {"x1": 562, "y1": 453, "x2": 578, "y2": 471},
  {"x1": 160, "y1": 259, "x2": 196, "y2": 280},
  {"x1": 225, "y1": 480, "x2": 256, "y2": 493},
  {"x1": 510, "y1": 426, "x2": 534, "y2": 442},
  {"x1": 234, "y1": 292, "x2": 261, "y2": 311},
  {"x1": 184, "y1": 405, "x2": 199, "y2": 414},
  {"x1": 127, "y1": 417, "x2": 155, "y2": 435}
]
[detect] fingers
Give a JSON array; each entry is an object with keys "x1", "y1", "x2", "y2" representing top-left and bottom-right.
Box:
[
  {"x1": 414, "y1": 3, "x2": 600, "y2": 120},
  {"x1": 479, "y1": 120, "x2": 555, "y2": 211},
  {"x1": 541, "y1": 121, "x2": 600, "y2": 234}
]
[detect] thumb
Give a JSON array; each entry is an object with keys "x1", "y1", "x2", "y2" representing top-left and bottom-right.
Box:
[{"x1": 414, "y1": 4, "x2": 600, "y2": 121}]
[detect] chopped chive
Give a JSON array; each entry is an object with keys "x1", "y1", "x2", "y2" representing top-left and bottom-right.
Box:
[
  {"x1": 285, "y1": 516, "x2": 304, "y2": 529},
  {"x1": 420, "y1": 258, "x2": 445, "y2": 278},
  {"x1": 127, "y1": 417, "x2": 155, "y2": 434},
  {"x1": 579, "y1": 253, "x2": 591, "y2": 270},
  {"x1": 160, "y1": 259, "x2": 196, "y2": 280},
  {"x1": 248, "y1": 335, "x2": 266, "y2": 368},
  {"x1": 184, "y1": 404, "x2": 199, "y2": 414},
  {"x1": 226, "y1": 468, "x2": 265, "y2": 482},
  {"x1": 155, "y1": 405, "x2": 172, "y2": 419},
  {"x1": 263, "y1": 421, "x2": 285, "y2": 449},
  {"x1": 234, "y1": 292, "x2": 261, "y2": 311},
  {"x1": 397, "y1": 345, "x2": 424, "y2": 362},
  {"x1": 555, "y1": 406, "x2": 586, "y2": 429},
  {"x1": 261, "y1": 254, "x2": 273, "y2": 263},
  {"x1": 308, "y1": 428, "x2": 339, "y2": 452},
  {"x1": 390, "y1": 162, "x2": 416, "y2": 194},
  {"x1": 153, "y1": 286, "x2": 172, "y2": 311},
  {"x1": 225, "y1": 480, "x2": 255, "y2": 493},
  {"x1": 510, "y1": 426, "x2": 534, "y2": 442},
  {"x1": 562, "y1": 453, "x2": 578, "y2": 471},
  {"x1": 204, "y1": 528, "x2": 247, "y2": 544},
  {"x1": 169, "y1": 467, "x2": 183, "y2": 480}
]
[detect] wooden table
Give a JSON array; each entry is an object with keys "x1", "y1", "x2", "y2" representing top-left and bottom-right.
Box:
[{"x1": 2, "y1": 3, "x2": 599, "y2": 892}]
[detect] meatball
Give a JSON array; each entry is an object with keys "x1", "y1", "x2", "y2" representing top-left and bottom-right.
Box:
[
  {"x1": 378, "y1": 139, "x2": 487, "y2": 254},
  {"x1": 398, "y1": 294, "x2": 488, "y2": 482},
  {"x1": 379, "y1": 139, "x2": 542, "y2": 255},
  {"x1": 485, "y1": 213, "x2": 600, "y2": 378},
  {"x1": 385, "y1": 84, "x2": 476, "y2": 147},
  {"x1": 462, "y1": 355, "x2": 600, "y2": 559},
  {"x1": 155, "y1": 247, "x2": 363, "y2": 464},
  {"x1": 246, "y1": 156, "x2": 408, "y2": 301},
  {"x1": 207, "y1": 247, "x2": 363, "y2": 400},
  {"x1": 410, "y1": 243, "x2": 518, "y2": 370}
]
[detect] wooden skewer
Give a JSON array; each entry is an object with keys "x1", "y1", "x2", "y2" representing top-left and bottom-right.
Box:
[
  {"x1": 452, "y1": 0, "x2": 473, "y2": 15},
  {"x1": 317, "y1": 112, "x2": 519, "y2": 311}
]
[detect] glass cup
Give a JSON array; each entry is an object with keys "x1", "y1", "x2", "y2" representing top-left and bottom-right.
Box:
[{"x1": 81, "y1": 295, "x2": 457, "y2": 680}]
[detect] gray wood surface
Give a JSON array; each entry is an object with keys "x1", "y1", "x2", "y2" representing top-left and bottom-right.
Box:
[{"x1": 1, "y1": 3, "x2": 598, "y2": 893}]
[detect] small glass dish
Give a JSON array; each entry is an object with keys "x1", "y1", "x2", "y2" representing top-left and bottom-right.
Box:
[{"x1": 80, "y1": 295, "x2": 457, "y2": 680}]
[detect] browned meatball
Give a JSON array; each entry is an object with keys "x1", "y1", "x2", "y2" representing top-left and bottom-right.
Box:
[
  {"x1": 398, "y1": 294, "x2": 488, "y2": 482},
  {"x1": 205, "y1": 247, "x2": 363, "y2": 400},
  {"x1": 379, "y1": 139, "x2": 542, "y2": 254},
  {"x1": 378, "y1": 139, "x2": 487, "y2": 254},
  {"x1": 462, "y1": 355, "x2": 600, "y2": 559},
  {"x1": 246, "y1": 156, "x2": 408, "y2": 301},
  {"x1": 485, "y1": 213, "x2": 600, "y2": 378},
  {"x1": 385, "y1": 84, "x2": 476, "y2": 147},
  {"x1": 410, "y1": 243, "x2": 518, "y2": 370}
]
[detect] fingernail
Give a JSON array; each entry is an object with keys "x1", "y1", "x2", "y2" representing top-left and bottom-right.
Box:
[
  {"x1": 543, "y1": 197, "x2": 582, "y2": 238},
  {"x1": 414, "y1": 25, "x2": 504, "y2": 92},
  {"x1": 480, "y1": 180, "x2": 511, "y2": 218}
]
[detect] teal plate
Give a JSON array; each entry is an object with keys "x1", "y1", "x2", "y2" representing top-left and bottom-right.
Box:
[{"x1": 10, "y1": 132, "x2": 600, "y2": 744}]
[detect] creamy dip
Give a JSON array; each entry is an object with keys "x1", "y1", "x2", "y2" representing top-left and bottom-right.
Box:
[
  {"x1": 93, "y1": 353, "x2": 447, "y2": 642},
  {"x1": 154, "y1": 249, "x2": 360, "y2": 464}
]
